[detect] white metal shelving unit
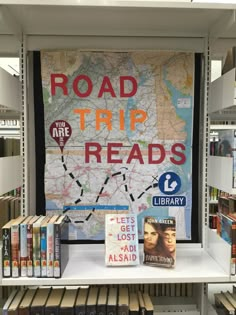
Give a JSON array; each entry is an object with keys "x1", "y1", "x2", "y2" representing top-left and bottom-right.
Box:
[
  {"x1": 1, "y1": 1, "x2": 236, "y2": 314},
  {"x1": 0, "y1": 66, "x2": 22, "y2": 196}
]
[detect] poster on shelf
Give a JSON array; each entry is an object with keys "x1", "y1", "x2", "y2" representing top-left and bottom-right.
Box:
[{"x1": 41, "y1": 50, "x2": 194, "y2": 241}]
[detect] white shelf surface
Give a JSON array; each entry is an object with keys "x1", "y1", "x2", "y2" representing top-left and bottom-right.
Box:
[
  {"x1": 208, "y1": 155, "x2": 236, "y2": 194},
  {"x1": 209, "y1": 68, "x2": 236, "y2": 115},
  {"x1": 0, "y1": 156, "x2": 22, "y2": 195},
  {"x1": 1, "y1": 244, "x2": 230, "y2": 286}
]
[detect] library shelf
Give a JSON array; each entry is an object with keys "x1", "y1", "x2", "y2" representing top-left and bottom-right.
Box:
[
  {"x1": 209, "y1": 67, "x2": 236, "y2": 120},
  {"x1": 0, "y1": 243, "x2": 230, "y2": 286},
  {"x1": 208, "y1": 156, "x2": 236, "y2": 195},
  {"x1": 0, "y1": 67, "x2": 20, "y2": 112},
  {"x1": 0, "y1": 156, "x2": 22, "y2": 195}
]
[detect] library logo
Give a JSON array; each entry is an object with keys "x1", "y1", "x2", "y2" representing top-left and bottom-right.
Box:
[{"x1": 159, "y1": 172, "x2": 181, "y2": 195}]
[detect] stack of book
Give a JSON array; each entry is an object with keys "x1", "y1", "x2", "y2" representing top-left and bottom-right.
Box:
[
  {"x1": 1, "y1": 215, "x2": 69, "y2": 278},
  {"x1": 214, "y1": 286, "x2": 236, "y2": 314},
  {"x1": 2, "y1": 286, "x2": 154, "y2": 315}
]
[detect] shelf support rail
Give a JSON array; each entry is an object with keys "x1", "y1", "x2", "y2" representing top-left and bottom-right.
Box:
[{"x1": 20, "y1": 35, "x2": 28, "y2": 216}]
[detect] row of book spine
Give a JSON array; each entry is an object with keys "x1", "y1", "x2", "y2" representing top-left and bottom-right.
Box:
[
  {"x1": 3, "y1": 286, "x2": 154, "y2": 315},
  {"x1": 0, "y1": 195, "x2": 21, "y2": 238},
  {"x1": 2, "y1": 214, "x2": 69, "y2": 278},
  {"x1": 214, "y1": 286, "x2": 236, "y2": 315},
  {"x1": 0, "y1": 137, "x2": 20, "y2": 158}
]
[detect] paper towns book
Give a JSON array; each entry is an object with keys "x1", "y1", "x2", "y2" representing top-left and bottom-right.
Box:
[
  {"x1": 143, "y1": 216, "x2": 176, "y2": 268},
  {"x1": 105, "y1": 213, "x2": 139, "y2": 266}
]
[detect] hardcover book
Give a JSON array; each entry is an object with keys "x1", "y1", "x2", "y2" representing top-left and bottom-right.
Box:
[
  {"x1": 53, "y1": 215, "x2": 69, "y2": 278},
  {"x1": 2, "y1": 289, "x2": 18, "y2": 315},
  {"x1": 46, "y1": 215, "x2": 59, "y2": 277},
  {"x1": 11, "y1": 216, "x2": 26, "y2": 277},
  {"x1": 217, "y1": 213, "x2": 236, "y2": 275},
  {"x1": 32, "y1": 216, "x2": 46, "y2": 277},
  {"x1": 30, "y1": 287, "x2": 52, "y2": 315},
  {"x1": 18, "y1": 288, "x2": 38, "y2": 315},
  {"x1": 105, "y1": 213, "x2": 139, "y2": 266},
  {"x1": 26, "y1": 216, "x2": 40, "y2": 277},
  {"x1": 44, "y1": 287, "x2": 65, "y2": 315},
  {"x1": 143, "y1": 216, "x2": 176, "y2": 268},
  {"x1": 215, "y1": 293, "x2": 235, "y2": 315},
  {"x1": 8, "y1": 289, "x2": 27, "y2": 315},
  {"x1": 20, "y1": 216, "x2": 33, "y2": 277},
  {"x1": 107, "y1": 287, "x2": 117, "y2": 315},
  {"x1": 60, "y1": 288, "x2": 78, "y2": 315},
  {"x1": 86, "y1": 287, "x2": 98, "y2": 315},
  {"x1": 129, "y1": 293, "x2": 139, "y2": 315},
  {"x1": 118, "y1": 288, "x2": 129, "y2": 315},
  {"x1": 75, "y1": 287, "x2": 89, "y2": 315},
  {"x1": 142, "y1": 293, "x2": 154, "y2": 315},
  {"x1": 97, "y1": 287, "x2": 108, "y2": 315},
  {"x1": 2, "y1": 219, "x2": 16, "y2": 277}
]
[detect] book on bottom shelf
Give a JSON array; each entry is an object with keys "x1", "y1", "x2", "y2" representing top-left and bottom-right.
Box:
[
  {"x1": 44, "y1": 287, "x2": 65, "y2": 315},
  {"x1": 107, "y1": 287, "x2": 117, "y2": 315},
  {"x1": 60, "y1": 288, "x2": 78, "y2": 315},
  {"x1": 143, "y1": 216, "x2": 176, "y2": 268},
  {"x1": 30, "y1": 287, "x2": 52, "y2": 315},
  {"x1": 142, "y1": 293, "x2": 154, "y2": 315},
  {"x1": 18, "y1": 288, "x2": 38, "y2": 315},
  {"x1": 75, "y1": 287, "x2": 89, "y2": 315},
  {"x1": 129, "y1": 292, "x2": 139, "y2": 315},
  {"x1": 214, "y1": 293, "x2": 235, "y2": 315},
  {"x1": 118, "y1": 288, "x2": 129, "y2": 315},
  {"x1": 7, "y1": 289, "x2": 27, "y2": 315},
  {"x1": 86, "y1": 287, "x2": 99, "y2": 315},
  {"x1": 97, "y1": 287, "x2": 108, "y2": 315},
  {"x1": 2, "y1": 289, "x2": 19, "y2": 315}
]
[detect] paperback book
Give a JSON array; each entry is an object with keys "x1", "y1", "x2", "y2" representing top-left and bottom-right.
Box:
[
  {"x1": 143, "y1": 216, "x2": 176, "y2": 268},
  {"x1": 105, "y1": 213, "x2": 139, "y2": 266}
]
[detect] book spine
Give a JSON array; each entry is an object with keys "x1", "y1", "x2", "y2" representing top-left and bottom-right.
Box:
[
  {"x1": 11, "y1": 224, "x2": 20, "y2": 277},
  {"x1": 60, "y1": 308, "x2": 74, "y2": 315},
  {"x1": 33, "y1": 225, "x2": 41, "y2": 277},
  {"x1": 107, "y1": 305, "x2": 117, "y2": 315},
  {"x1": 231, "y1": 222, "x2": 236, "y2": 275},
  {"x1": 47, "y1": 223, "x2": 54, "y2": 277},
  {"x1": 75, "y1": 305, "x2": 86, "y2": 315},
  {"x1": 54, "y1": 223, "x2": 61, "y2": 278},
  {"x1": 27, "y1": 223, "x2": 33, "y2": 277},
  {"x1": 20, "y1": 223, "x2": 28, "y2": 277},
  {"x1": 2, "y1": 227, "x2": 11, "y2": 277},
  {"x1": 40, "y1": 225, "x2": 47, "y2": 277}
]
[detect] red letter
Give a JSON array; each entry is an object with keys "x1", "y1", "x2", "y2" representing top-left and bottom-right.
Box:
[
  {"x1": 73, "y1": 75, "x2": 92, "y2": 97},
  {"x1": 107, "y1": 143, "x2": 123, "y2": 163},
  {"x1": 51, "y1": 74, "x2": 68, "y2": 96},
  {"x1": 120, "y1": 76, "x2": 137, "y2": 97},
  {"x1": 127, "y1": 144, "x2": 144, "y2": 164},
  {"x1": 98, "y1": 76, "x2": 116, "y2": 98},
  {"x1": 85, "y1": 142, "x2": 102, "y2": 163},
  {"x1": 148, "y1": 144, "x2": 165, "y2": 164},
  {"x1": 170, "y1": 143, "x2": 186, "y2": 165}
]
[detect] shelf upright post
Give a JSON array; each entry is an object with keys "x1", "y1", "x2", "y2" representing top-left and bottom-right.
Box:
[
  {"x1": 201, "y1": 36, "x2": 211, "y2": 250},
  {"x1": 20, "y1": 34, "x2": 29, "y2": 217}
]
